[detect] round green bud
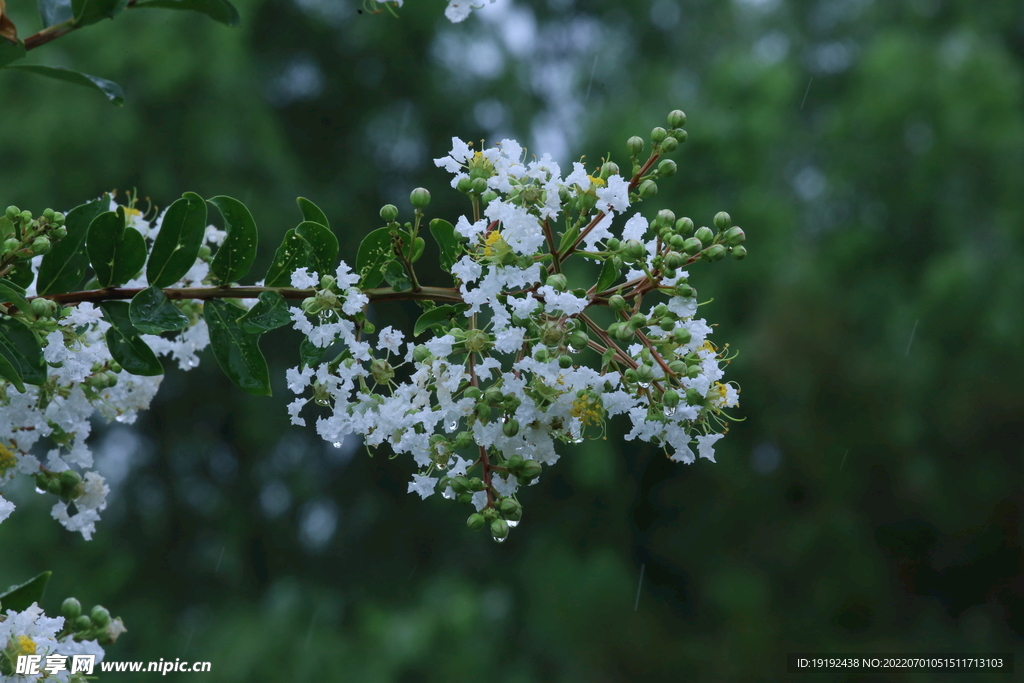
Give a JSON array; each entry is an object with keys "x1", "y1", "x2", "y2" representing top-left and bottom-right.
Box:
[
  {"x1": 687, "y1": 364, "x2": 701, "y2": 379},
  {"x1": 457, "y1": 177, "x2": 472, "y2": 193},
  {"x1": 451, "y1": 476, "x2": 470, "y2": 494},
  {"x1": 499, "y1": 498, "x2": 521, "y2": 516},
  {"x1": 2, "y1": 238, "x2": 19, "y2": 255},
  {"x1": 668, "y1": 360, "x2": 687, "y2": 374},
  {"x1": 628, "y1": 313, "x2": 646, "y2": 329},
  {"x1": 568, "y1": 330, "x2": 589, "y2": 350},
  {"x1": 614, "y1": 323, "x2": 634, "y2": 342},
  {"x1": 659, "y1": 317, "x2": 675, "y2": 332},
  {"x1": 19, "y1": 210, "x2": 31, "y2": 223},
  {"x1": 484, "y1": 386, "x2": 504, "y2": 406},
  {"x1": 476, "y1": 402, "x2": 491, "y2": 422},
  {"x1": 52, "y1": 226, "x2": 68, "y2": 240},
  {"x1": 59, "y1": 469, "x2": 83, "y2": 492},
  {"x1": 546, "y1": 273, "x2": 568, "y2": 292},
  {"x1": 663, "y1": 389, "x2": 680, "y2": 407},
  {"x1": 669, "y1": 234, "x2": 686, "y2": 251},
  {"x1": 658, "y1": 159, "x2": 677, "y2": 177},
  {"x1": 558, "y1": 354, "x2": 573, "y2": 369},
  {"x1": 682, "y1": 237, "x2": 702, "y2": 255},
  {"x1": 605, "y1": 237, "x2": 621, "y2": 252},
  {"x1": 520, "y1": 459, "x2": 542, "y2": 480},
  {"x1": 464, "y1": 328, "x2": 493, "y2": 353},
  {"x1": 608, "y1": 294, "x2": 627, "y2": 311},
  {"x1": 105, "y1": 372, "x2": 118, "y2": 387},
  {"x1": 74, "y1": 615, "x2": 93, "y2": 631},
  {"x1": 410, "y1": 188, "x2": 431, "y2": 208},
  {"x1": 667, "y1": 109, "x2": 687, "y2": 128},
  {"x1": 471, "y1": 177, "x2": 488, "y2": 195},
  {"x1": 30, "y1": 298, "x2": 55, "y2": 318},
  {"x1": 675, "y1": 217, "x2": 694, "y2": 234},
  {"x1": 5, "y1": 206, "x2": 18, "y2": 220},
  {"x1": 662, "y1": 267, "x2": 677, "y2": 279},
  {"x1": 660, "y1": 136, "x2": 678, "y2": 153},
  {"x1": 650, "y1": 127, "x2": 667, "y2": 144},
  {"x1": 627, "y1": 136, "x2": 645, "y2": 155},
  {"x1": 412, "y1": 345, "x2": 431, "y2": 362},
  {"x1": 624, "y1": 239, "x2": 647, "y2": 260},
  {"x1": 90, "y1": 606, "x2": 111, "y2": 628},
  {"x1": 705, "y1": 244, "x2": 727, "y2": 261},
  {"x1": 714, "y1": 211, "x2": 732, "y2": 231},
  {"x1": 686, "y1": 388, "x2": 704, "y2": 405},
  {"x1": 43, "y1": 208, "x2": 55, "y2": 220},
  {"x1": 601, "y1": 161, "x2": 620, "y2": 178},
  {"x1": 380, "y1": 204, "x2": 399, "y2": 222},
  {"x1": 467, "y1": 477, "x2": 485, "y2": 492},
  {"x1": 503, "y1": 418, "x2": 520, "y2": 437},
  {"x1": 463, "y1": 386, "x2": 482, "y2": 400},
  {"x1": 62, "y1": 597, "x2": 82, "y2": 620},
  {"x1": 638, "y1": 179, "x2": 658, "y2": 198},
  {"x1": 731, "y1": 245, "x2": 747, "y2": 260},
  {"x1": 467, "y1": 513, "x2": 486, "y2": 531},
  {"x1": 724, "y1": 226, "x2": 745, "y2": 246},
  {"x1": 52, "y1": 212, "x2": 65, "y2": 226},
  {"x1": 635, "y1": 364, "x2": 655, "y2": 384},
  {"x1": 623, "y1": 368, "x2": 638, "y2": 383},
  {"x1": 658, "y1": 227, "x2": 672, "y2": 242},
  {"x1": 676, "y1": 129, "x2": 688, "y2": 143},
  {"x1": 491, "y1": 518, "x2": 509, "y2": 540},
  {"x1": 534, "y1": 347, "x2": 550, "y2": 363},
  {"x1": 300, "y1": 297, "x2": 322, "y2": 315},
  {"x1": 457, "y1": 492, "x2": 474, "y2": 505},
  {"x1": 505, "y1": 454, "x2": 524, "y2": 472},
  {"x1": 656, "y1": 209, "x2": 676, "y2": 226},
  {"x1": 197, "y1": 245, "x2": 212, "y2": 260},
  {"x1": 673, "y1": 327, "x2": 692, "y2": 345},
  {"x1": 455, "y1": 431, "x2": 474, "y2": 449},
  {"x1": 665, "y1": 251, "x2": 685, "y2": 269},
  {"x1": 369, "y1": 358, "x2": 395, "y2": 384},
  {"x1": 694, "y1": 226, "x2": 715, "y2": 244},
  {"x1": 676, "y1": 283, "x2": 694, "y2": 297}
]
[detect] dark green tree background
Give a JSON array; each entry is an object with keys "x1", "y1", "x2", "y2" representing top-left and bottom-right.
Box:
[{"x1": 2, "y1": 0, "x2": 1023, "y2": 680}]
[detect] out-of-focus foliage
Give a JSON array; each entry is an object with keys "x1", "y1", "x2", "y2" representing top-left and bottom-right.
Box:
[{"x1": 2, "y1": 0, "x2": 1023, "y2": 680}]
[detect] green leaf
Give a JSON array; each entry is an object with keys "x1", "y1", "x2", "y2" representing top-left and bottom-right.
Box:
[
  {"x1": 0, "y1": 279, "x2": 34, "y2": 320},
  {"x1": 87, "y1": 207, "x2": 146, "y2": 287},
  {"x1": 0, "y1": 37, "x2": 25, "y2": 69},
  {"x1": 0, "y1": 571, "x2": 51, "y2": 612},
  {"x1": 238, "y1": 291, "x2": 290, "y2": 334},
  {"x1": 0, "y1": 317, "x2": 46, "y2": 385},
  {"x1": 8, "y1": 65, "x2": 124, "y2": 105},
  {"x1": 595, "y1": 257, "x2": 619, "y2": 294},
  {"x1": 295, "y1": 220, "x2": 338, "y2": 276},
  {"x1": 132, "y1": 0, "x2": 239, "y2": 26},
  {"x1": 99, "y1": 301, "x2": 162, "y2": 376},
  {"x1": 5, "y1": 263, "x2": 32, "y2": 289},
  {"x1": 0, "y1": 348, "x2": 24, "y2": 392},
  {"x1": 299, "y1": 337, "x2": 325, "y2": 370},
  {"x1": 558, "y1": 223, "x2": 581, "y2": 255},
  {"x1": 356, "y1": 227, "x2": 394, "y2": 288},
  {"x1": 208, "y1": 195, "x2": 258, "y2": 283},
  {"x1": 129, "y1": 286, "x2": 188, "y2": 335},
  {"x1": 38, "y1": 0, "x2": 73, "y2": 27},
  {"x1": 429, "y1": 219, "x2": 462, "y2": 271},
  {"x1": 263, "y1": 229, "x2": 315, "y2": 288},
  {"x1": 383, "y1": 260, "x2": 411, "y2": 292},
  {"x1": 38, "y1": 194, "x2": 108, "y2": 295},
  {"x1": 204, "y1": 299, "x2": 271, "y2": 395},
  {"x1": 414, "y1": 304, "x2": 468, "y2": 337},
  {"x1": 0, "y1": 216, "x2": 14, "y2": 240},
  {"x1": 71, "y1": 0, "x2": 126, "y2": 26},
  {"x1": 147, "y1": 192, "x2": 207, "y2": 288},
  {"x1": 296, "y1": 197, "x2": 329, "y2": 230}
]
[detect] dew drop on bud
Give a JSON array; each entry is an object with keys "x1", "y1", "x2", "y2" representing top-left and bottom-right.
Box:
[
  {"x1": 493, "y1": 535, "x2": 507, "y2": 543},
  {"x1": 507, "y1": 519, "x2": 520, "y2": 528},
  {"x1": 638, "y1": 381, "x2": 651, "y2": 389},
  {"x1": 664, "y1": 406, "x2": 676, "y2": 417},
  {"x1": 568, "y1": 345, "x2": 581, "y2": 354}
]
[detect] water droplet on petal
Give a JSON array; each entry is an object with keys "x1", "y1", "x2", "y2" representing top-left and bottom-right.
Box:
[
  {"x1": 115, "y1": 414, "x2": 129, "y2": 423},
  {"x1": 441, "y1": 489, "x2": 454, "y2": 500},
  {"x1": 332, "y1": 442, "x2": 342, "y2": 448},
  {"x1": 663, "y1": 406, "x2": 676, "y2": 417},
  {"x1": 568, "y1": 345, "x2": 581, "y2": 354},
  {"x1": 507, "y1": 519, "x2": 520, "y2": 528},
  {"x1": 448, "y1": 420, "x2": 459, "y2": 431},
  {"x1": 186, "y1": 357, "x2": 198, "y2": 368}
]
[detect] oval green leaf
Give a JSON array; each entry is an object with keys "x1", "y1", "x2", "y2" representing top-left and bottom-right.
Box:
[
  {"x1": 99, "y1": 301, "x2": 163, "y2": 376},
  {"x1": 129, "y1": 286, "x2": 189, "y2": 335},
  {"x1": 429, "y1": 219, "x2": 462, "y2": 271},
  {"x1": 595, "y1": 257, "x2": 620, "y2": 294},
  {"x1": 147, "y1": 192, "x2": 207, "y2": 288},
  {"x1": 0, "y1": 571, "x2": 52, "y2": 612},
  {"x1": 263, "y1": 229, "x2": 315, "y2": 288},
  {"x1": 37, "y1": 194, "x2": 108, "y2": 295},
  {"x1": 204, "y1": 299, "x2": 271, "y2": 396},
  {"x1": 356, "y1": 227, "x2": 393, "y2": 288},
  {"x1": 0, "y1": 279, "x2": 35, "y2": 320},
  {"x1": 87, "y1": 208, "x2": 146, "y2": 287},
  {"x1": 295, "y1": 220, "x2": 338, "y2": 276},
  {"x1": 208, "y1": 195, "x2": 258, "y2": 283},
  {"x1": 132, "y1": 0, "x2": 239, "y2": 26},
  {"x1": 414, "y1": 304, "x2": 468, "y2": 337},
  {"x1": 7, "y1": 65, "x2": 124, "y2": 105},
  {"x1": 238, "y1": 290, "x2": 291, "y2": 334},
  {"x1": 0, "y1": 317, "x2": 46, "y2": 385},
  {"x1": 296, "y1": 197, "x2": 329, "y2": 229}
]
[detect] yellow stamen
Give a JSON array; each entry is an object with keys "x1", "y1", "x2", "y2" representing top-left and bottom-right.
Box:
[{"x1": 15, "y1": 635, "x2": 37, "y2": 656}]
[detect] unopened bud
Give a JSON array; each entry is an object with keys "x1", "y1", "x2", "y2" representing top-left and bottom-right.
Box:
[
  {"x1": 663, "y1": 389, "x2": 680, "y2": 407},
  {"x1": 502, "y1": 419, "x2": 520, "y2": 437},
  {"x1": 650, "y1": 127, "x2": 667, "y2": 144},
  {"x1": 656, "y1": 209, "x2": 676, "y2": 226},
  {"x1": 380, "y1": 204, "x2": 399, "y2": 222},
  {"x1": 2, "y1": 238, "x2": 19, "y2": 255},
  {"x1": 667, "y1": 109, "x2": 687, "y2": 128},
  {"x1": 410, "y1": 188, "x2": 431, "y2": 209},
  {"x1": 673, "y1": 327, "x2": 692, "y2": 345},
  {"x1": 90, "y1": 606, "x2": 111, "y2": 628},
  {"x1": 658, "y1": 159, "x2": 677, "y2": 177},
  {"x1": 682, "y1": 237, "x2": 702, "y2": 255},
  {"x1": 638, "y1": 179, "x2": 658, "y2": 198},
  {"x1": 608, "y1": 294, "x2": 627, "y2": 311},
  {"x1": 491, "y1": 518, "x2": 509, "y2": 540},
  {"x1": 605, "y1": 237, "x2": 621, "y2": 252},
  {"x1": 600, "y1": 161, "x2": 619, "y2": 179},
  {"x1": 467, "y1": 513, "x2": 486, "y2": 531},
  {"x1": 724, "y1": 226, "x2": 745, "y2": 246},
  {"x1": 546, "y1": 273, "x2": 568, "y2": 292},
  {"x1": 627, "y1": 136, "x2": 645, "y2": 156},
  {"x1": 714, "y1": 211, "x2": 732, "y2": 230},
  {"x1": 694, "y1": 226, "x2": 714, "y2": 244},
  {"x1": 660, "y1": 136, "x2": 678, "y2": 153},
  {"x1": 4, "y1": 206, "x2": 18, "y2": 220},
  {"x1": 705, "y1": 244, "x2": 727, "y2": 261},
  {"x1": 731, "y1": 245, "x2": 747, "y2": 260},
  {"x1": 558, "y1": 354, "x2": 573, "y2": 369},
  {"x1": 62, "y1": 598, "x2": 82, "y2": 620}
]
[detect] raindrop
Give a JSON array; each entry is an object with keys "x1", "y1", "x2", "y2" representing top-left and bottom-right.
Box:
[
  {"x1": 35, "y1": 486, "x2": 46, "y2": 494},
  {"x1": 115, "y1": 414, "x2": 130, "y2": 423},
  {"x1": 493, "y1": 535, "x2": 507, "y2": 544},
  {"x1": 332, "y1": 442, "x2": 342, "y2": 448},
  {"x1": 507, "y1": 519, "x2": 520, "y2": 528},
  {"x1": 569, "y1": 433, "x2": 584, "y2": 444},
  {"x1": 638, "y1": 382, "x2": 651, "y2": 389},
  {"x1": 664, "y1": 406, "x2": 676, "y2": 417},
  {"x1": 448, "y1": 420, "x2": 459, "y2": 431},
  {"x1": 315, "y1": 397, "x2": 331, "y2": 407},
  {"x1": 317, "y1": 311, "x2": 331, "y2": 323},
  {"x1": 186, "y1": 357, "x2": 198, "y2": 368},
  {"x1": 441, "y1": 489, "x2": 455, "y2": 500},
  {"x1": 568, "y1": 345, "x2": 582, "y2": 354}
]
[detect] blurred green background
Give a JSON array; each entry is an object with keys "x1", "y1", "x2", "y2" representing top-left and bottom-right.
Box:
[{"x1": 2, "y1": 0, "x2": 1024, "y2": 680}]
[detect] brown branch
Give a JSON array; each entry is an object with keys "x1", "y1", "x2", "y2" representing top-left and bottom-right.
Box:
[{"x1": 32, "y1": 285, "x2": 463, "y2": 306}]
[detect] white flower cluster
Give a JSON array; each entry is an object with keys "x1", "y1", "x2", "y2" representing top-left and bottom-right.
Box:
[
  {"x1": 0, "y1": 198, "x2": 219, "y2": 539},
  {"x1": 374, "y1": 0, "x2": 497, "y2": 23},
  {"x1": 0, "y1": 603, "x2": 110, "y2": 682}
]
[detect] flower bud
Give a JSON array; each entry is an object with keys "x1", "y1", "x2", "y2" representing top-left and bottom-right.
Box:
[
  {"x1": 602, "y1": 237, "x2": 620, "y2": 253},
  {"x1": 714, "y1": 211, "x2": 732, "y2": 231},
  {"x1": 546, "y1": 273, "x2": 568, "y2": 292},
  {"x1": 499, "y1": 497, "x2": 521, "y2": 516},
  {"x1": 627, "y1": 136, "x2": 645, "y2": 155},
  {"x1": 380, "y1": 204, "x2": 398, "y2": 222},
  {"x1": 410, "y1": 188, "x2": 431, "y2": 208},
  {"x1": 568, "y1": 330, "x2": 589, "y2": 350},
  {"x1": 663, "y1": 388, "x2": 680, "y2": 407},
  {"x1": 463, "y1": 386, "x2": 482, "y2": 400},
  {"x1": 455, "y1": 431, "x2": 474, "y2": 449},
  {"x1": 43, "y1": 208, "x2": 55, "y2": 221},
  {"x1": 471, "y1": 178, "x2": 488, "y2": 195},
  {"x1": 484, "y1": 386, "x2": 504, "y2": 406},
  {"x1": 731, "y1": 245, "x2": 747, "y2": 260},
  {"x1": 667, "y1": 109, "x2": 687, "y2": 128},
  {"x1": 675, "y1": 217, "x2": 694, "y2": 234},
  {"x1": 31, "y1": 298, "x2": 57, "y2": 318},
  {"x1": 197, "y1": 245, "x2": 212, "y2": 260},
  {"x1": 668, "y1": 360, "x2": 687, "y2": 374},
  {"x1": 60, "y1": 469, "x2": 83, "y2": 493},
  {"x1": 534, "y1": 347, "x2": 550, "y2": 363},
  {"x1": 2, "y1": 238, "x2": 19, "y2": 255},
  {"x1": 74, "y1": 615, "x2": 92, "y2": 632},
  {"x1": 624, "y1": 239, "x2": 646, "y2": 261},
  {"x1": 694, "y1": 226, "x2": 714, "y2": 244},
  {"x1": 457, "y1": 492, "x2": 474, "y2": 504},
  {"x1": 467, "y1": 477, "x2": 484, "y2": 491},
  {"x1": 91, "y1": 606, "x2": 111, "y2": 628},
  {"x1": 457, "y1": 177, "x2": 472, "y2": 193},
  {"x1": 672, "y1": 327, "x2": 692, "y2": 345},
  {"x1": 481, "y1": 190, "x2": 498, "y2": 204},
  {"x1": 300, "y1": 297, "x2": 323, "y2": 315},
  {"x1": 369, "y1": 358, "x2": 395, "y2": 384},
  {"x1": 503, "y1": 419, "x2": 520, "y2": 437},
  {"x1": 669, "y1": 234, "x2": 685, "y2": 251},
  {"x1": 635, "y1": 364, "x2": 655, "y2": 384},
  {"x1": 662, "y1": 267, "x2": 677, "y2": 279},
  {"x1": 659, "y1": 317, "x2": 675, "y2": 332},
  {"x1": 658, "y1": 159, "x2": 677, "y2": 177},
  {"x1": 467, "y1": 513, "x2": 486, "y2": 531},
  {"x1": 52, "y1": 212, "x2": 65, "y2": 226},
  {"x1": 660, "y1": 136, "x2": 678, "y2": 153},
  {"x1": 650, "y1": 127, "x2": 667, "y2": 144},
  {"x1": 665, "y1": 251, "x2": 685, "y2": 269},
  {"x1": 686, "y1": 388, "x2": 703, "y2": 405},
  {"x1": 465, "y1": 328, "x2": 493, "y2": 353},
  {"x1": 656, "y1": 209, "x2": 676, "y2": 226},
  {"x1": 19, "y1": 210, "x2": 31, "y2": 223},
  {"x1": 4, "y1": 206, "x2": 18, "y2": 220},
  {"x1": 614, "y1": 323, "x2": 633, "y2": 342},
  {"x1": 675, "y1": 129, "x2": 688, "y2": 143},
  {"x1": 62, "y1": 597, "x2": 82, "y2": 620},
  {"x1": 600, "y1": 161, "x2": 619, "y2": 179},
  {"x1": 676, "y1": 283, "x2": 693, "y2": 297},
  {"x1": 451, "y1": 476, "x2": 470, "y2": 494},
  {"x1": 623, "y1": 368, "x2": 638, "y2": 383},
  {"x1": 638, "y1": 179, "x2": 658, "y2": 198},
  {"x1": 705, "y1": 244, "x2": 727, "y2": 261},
  {"x1": 628, "y1": 313, "x2": 646, "y2": 329},
  {"x1": 682, "y1": 237, "x2": 702, "y2": 255},
  {"x1": 724, "y1": 226, "x2": 745, "y2": 246},
  {"x1": 687, "y1": 364, "x2": 701, "y2": 379},
  {"x1": 52, "y1": 226, "x2": 68, "y2": 239},
  {"x1": 412, "y1": 345, "x2": 431, "y2": 362},
  {"x1": 491, "y1": 518, "x2": 509, "y2": 540},
  {"x1": 519, "y1": 459, "x2": 542, "y2": 480},
  {"x1": 558, "y1": 354, "x2": 573, "y2": 369},
  {"x1": 608, "y1": 294, "x2": 627, "y2": 311}
]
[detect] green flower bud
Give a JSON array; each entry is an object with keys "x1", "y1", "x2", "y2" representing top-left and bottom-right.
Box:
[
  {"x1": 608, "y1": 294, "x2": 627, "y2": 311},
  {"x1": 62, "y1": 597, "x2": 82, "y2": 620},
  {"x1": 457, "y1": 177, "x2": 472, "y2": 193},
  {"x1": 627, "y1": 136, "x2": 645, "y2": 155},
  {"x1": 558, "y1": 354, "x2": 573, "y2": 369},
  {"x1": 601, "y1": 161, "x2": 620, "y2": 179},
  {"x1": 686, "y1": 388, "x2": 703, "y2": 405},
  {"x1": 687, "y1": 364, "x2": 701, "y2": 379},
  {"x1": 673, "y1": 327, "x2": 692, "y2": 345},
  {"x1": 676, "y1": 129, "x2": 688, "y2": 143},
  {"x1": 568, "y1": 330, "x2": 589, "y2": 350},
  {"x1": 476, "y1": 402, "x2": 491, "y2": 423},
  {"x1": 463, "y1": 386, "x2": 482, "y2": 400},
  {"x1": 455, "y1": 431, "x2": 474, "y2": 449},
  {"x1": 90, "y1": 606, "x2": 111, "y2": 628},
  {"x1": 30, "y1": 298, "x2": 56, "y2": 318},
  {"x1": 481, "y1": 189, "x2": 498, "y2": 204},
  {"x1": 74, "y1": 615, "x2": 93, "y2": 632},
  {"x1": 43, "y1": 208, "x2": 55, "y2": 221},
  {"x1": 505, "y1": 454, "x2": 524, "y2": 473},
  {"x1": 451, "y1": 476, "x2": 470, "y2": 494},
  {"x1": 676, "y1": 283, "x2": 694, "y2": 297},
  {"x1": 380, "y1": 204, "x2": 399, "y2": 222},
  {"x1": 658, "y1": 159, "x2": 677, "y2": 177},
  {"x1": 669, "y1": 234, "x2": 686, "y2": 251},
  {"x1": 623, "y1": 368, "x2": 638, "y2": 383},
  {"x1": 457, "y1": 492, "x2": 474, "y2": 505},
  {"x1": 660, "y1": 136, "x2": 678, "y2": 153},
  {"x1": 491, "y1": 518, "x2": 509, "y2": 540},
  {"x1": 663, "y1": 389, "x2": 680, "y2": 407},
  {"x1": 464, "y1": 328, "x2": 493, "y2": 353},
  {"x1": 682, "y1": 237, "x2": 702, "y2": 255},
  {"x1": 467, "y1": 513, "x2": 486, "y2": 531},
  {"x1": 546, "y1": 273, "x2": 568, "y2": 292},
  {"x1": 484, "y1": 386, "x2": 504, "y2": 406},
  {"x1": 499, "y1": 497, "x2": 521, "y2": 516},
  {"x1": 412, "y1": 345, "x2": 431, "y2": 362},
  {"x1": 731, "y1": 245, "x2": 747, "y2": 260},
  {"x1": 300, "y1": 297, "x2": 323, "y2": 315},
  {"x1": 650, "y1": 127, "x2": 667, "y2": 144},
  {"x1": 694, "y1": 226, "x2": 714, "y2": 244},
  {"x1": 667, "y1": 109, "x2": 687, "y2": 128},
  {"x1": 105, "y1": 372, "x2": 118, "y2": 387},
  {"x1": 639, "y1": 179, "x2": 658, "y2": 198},
  {"x1": 628, "y1": 313, "x2": 646, "y2": 329},
  {"x1": 60, "y1": 469, "x2": 83, "y2": 493},
  {"x1": 624, "y1": 239, "x2": 647, "y2": 261},
  {"x1": 471, "y1": 177, "x2": 488, "y2": 195},
  {"x1": 656, "y1": 209, "x2": 676, "y2": 226},
  {"x1": 675, "y1": 217, "x2": 694, "y2": 235},
  {"x1": 614, "y1": 323, "x2": 633, "y2": 342},
  {"x1": 197, "y1": 245, "x2": 212, "y2": 260},
  {"x1": 705, "y1": 244, "x2": 727, "y2": 261},
  {"x1": 467, "y1": 477, "x2": 484, "y2": 491},
  {"x1": 410, "y1": 188, "x2": 431, "y2": 208},
  {"x1": 503, "y1": 418, "x2": 520, "y2": 437},
  {"x1": 662, "y1": 266, "x2": 677, "y2": 279},
  {"x1": 665, "y1": 251, "x2": 685, "y2": 269},
  {"x1": 520, "y1": 459, "x2": 542, "y2": 480},
  {"x1": 724, "y1": 226, "x2": 745, "y2": 246},
  {"x1": 660, "y1": 317, "x2": 675, "y2": 332},
  {"x1": 600, "y1": 237, "x2": 619, "y2": 253},
  {"x1": 714, "y1": 211, "x2": 732, "y2": 231},
  {"x1": 635, "y1": 364, "x2": 655, "y2": 384},
  {"x1": 668, "y1": 360, "x2": 687, "y2": 374},
  {"x1": 52, "y1": 212, "x2": 65, "y2": 226},
  {"x1": 534, "y1": 347, "x2": 550, "y2": 363},
  {"x1": 109, "y1": 362, "x2": 122, "y2": 373},
  {"x1": 2, "y1": 238, "x2": 19, "y2": 255},
  {"x1": 52, "y1": 226, "x2": 68, "y2": 239},
  {"x1": 5, "y1": 206, "x2": 18, "y2": 220}
]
